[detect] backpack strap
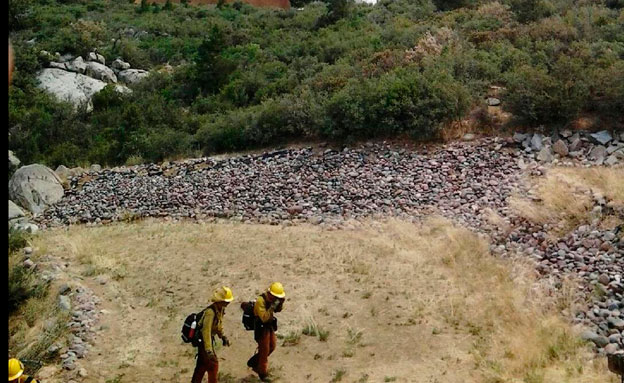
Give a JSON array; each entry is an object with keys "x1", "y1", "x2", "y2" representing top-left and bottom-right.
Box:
[{"x1": 25, "y1": 377, "x2": 36, "y2": 383}]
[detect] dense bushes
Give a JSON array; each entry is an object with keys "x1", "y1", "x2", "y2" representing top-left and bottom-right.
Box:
[{"x1": 8, "y1": 0, "x2": 624, "y2": 167}]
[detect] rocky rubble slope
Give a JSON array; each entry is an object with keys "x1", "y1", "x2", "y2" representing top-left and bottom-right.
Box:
[{"x1": 34, "y1": 136, "x2": 623, "y2": 355}]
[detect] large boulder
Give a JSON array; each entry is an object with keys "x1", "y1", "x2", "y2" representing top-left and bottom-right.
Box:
[
  {"x1": 85, "y1": 61, "x2": 117, "y2": 83},
  {"x1": 118, "y1": 69, "x2": 149, "y2": 85},
  {"x1": 37, "y1": 68, "x2": 107, "y2": 112},
  {"x1": 9, "y1": 200, "x2": 25, "y2": 220},
  {"x1": 9, "y1": 164, "x2": 64, "y2": 216}
]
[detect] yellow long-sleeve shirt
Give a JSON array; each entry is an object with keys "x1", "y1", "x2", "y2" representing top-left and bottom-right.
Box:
[
  {"x1": 199, "y1": 306, "x2": 224, "y2": 355},
  {"x1": 254, "y1": 294, "x2": 284, "y2": 324}
]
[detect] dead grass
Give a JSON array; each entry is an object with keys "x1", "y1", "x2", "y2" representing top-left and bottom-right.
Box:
[
  {"x1": 24, "y1": 218, "x2": 614, "y2": 383},
  {"x1": 510, "y1": 166, "x2": 624, "y2": 236}
]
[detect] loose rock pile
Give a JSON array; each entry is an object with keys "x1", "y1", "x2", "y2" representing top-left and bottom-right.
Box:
[
  {"x1": 31, "y1": 136, "x2": 624, "y2": 355},
  {"x1": 513, "y1": 129, "x2": 624, "y2": 166}
]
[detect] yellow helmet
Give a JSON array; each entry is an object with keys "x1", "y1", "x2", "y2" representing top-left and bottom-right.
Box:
[
  {"x1": 8, "y1": 358, "x2": 24, "y2": 381},
  {"x1": 269, "y1": 282, "x2": 286, "y2": 298},
  {"x1": 212, "y1": 286, "x2": 234, "y2": 303}
]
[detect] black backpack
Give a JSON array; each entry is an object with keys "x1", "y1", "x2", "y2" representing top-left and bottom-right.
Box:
[
  {"x1": 181, "y1": 305, "x2": 213, "y2": 346},
  {"x1": 241, "y1": 301, "x2": 255, "y2": 331}
]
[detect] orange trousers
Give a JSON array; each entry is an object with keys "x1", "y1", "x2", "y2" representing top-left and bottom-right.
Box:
[
  {"x1": 191, "y1": 342, "x2": 218, "y2": 383},
  {"x1": 248, "y1": 327, "x2": 277, "y2": 379}
]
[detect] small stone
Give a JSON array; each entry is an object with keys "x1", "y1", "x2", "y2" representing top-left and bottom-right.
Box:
[
  {"x1": 605, "y1": 154, "x2": 618, "y2": 166},
  {"x1": 23, "y1": 247, "x2": 33, "y2": 255},
  {"x1": 537, "y1": 147, "x2": 553, "y2": 162},
  {"x1": 599, "y1": 274, "x2": 611, "y2": 285},
  {"x1": 605, "y1": 343, "x2": 619, "y2": 354},
  {"x1": 58, "y1": 295, "x2": 72, "y2": 311},
  {"x1": 462, "y1": 133, "x2": 476, "y2": 141},
  {"x1": 513, "y1": 133, "x2": 527, "y2": 143},
  {"x1": 590, "y1": 130, "x2": 613, "y2": 145},
  {"x1": 531, "y1": 134, "x2": 544, "y2": 151},
  {"x1": 552, "y1": 139, "x2": 569, "y2": 156},
  {"x1": 486, "y1": 97, "x2": 501, "y2": 106},
  {"x1": 589, "y1": 145, "x2": 607, "y2": 162},
  {"x1": 23, "y1": 259, "x2": 35, "y2": 269}
]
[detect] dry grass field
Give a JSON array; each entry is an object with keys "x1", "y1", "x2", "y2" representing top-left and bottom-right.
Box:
[{"x1": 15, "y1": 216, "x2": 615, "y2": 383}]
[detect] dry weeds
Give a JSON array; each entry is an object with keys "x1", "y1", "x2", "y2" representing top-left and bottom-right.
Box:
[
  {"x1": 24, "y1": 218, "x2": 614, "y2": 382},
  {"x1": 510, "y1": 166, "x2": 624, "y2": 236}
]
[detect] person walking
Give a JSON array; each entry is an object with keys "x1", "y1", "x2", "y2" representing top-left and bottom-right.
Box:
[
  {"x1": 191, "y1": 286, "x2": 233, "y2": 383},
  {"x1": 247, "y1": 282, "x2": 285, "y2": 381},
  {"x1": 9, "y1": 358, "x2": 39, "y2": 383}
]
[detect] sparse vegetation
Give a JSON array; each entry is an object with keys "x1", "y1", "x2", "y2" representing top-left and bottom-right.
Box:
[{"x1": 510, "y1": 167, "x2": 624, "y2": 237}]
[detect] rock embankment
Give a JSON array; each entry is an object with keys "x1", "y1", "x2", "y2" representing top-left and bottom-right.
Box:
[{"x1": 33, "y1": 136, "x2": 624, "y2": 355}]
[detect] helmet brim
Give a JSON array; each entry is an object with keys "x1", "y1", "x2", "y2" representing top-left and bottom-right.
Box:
[
  {"x1": 269, "y1": 291, "x2": 286, "y2": 298},
  {"x1": 9, "y1": 370, "x2": 24, "y2": 381}
]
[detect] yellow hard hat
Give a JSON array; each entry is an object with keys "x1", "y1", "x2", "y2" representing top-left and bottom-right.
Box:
[
  {"x1": 8, "y1": 358, "x2": 24, "y2": 381},
  {"x1": 269, "y1": 282, "x2": 285, "y2": 298},
  {"x1": 212, "y1": 286, "x2": 234, "y2": 303}
]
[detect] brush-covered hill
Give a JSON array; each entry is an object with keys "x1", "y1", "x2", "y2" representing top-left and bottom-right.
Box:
[{"x1": 8, "y1": 0, "x2": 624, "y2": 169}]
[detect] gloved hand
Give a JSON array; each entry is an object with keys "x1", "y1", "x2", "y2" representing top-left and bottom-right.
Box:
[{"x1": 222, "y1": 336, "x2": 231, "y2": 347}]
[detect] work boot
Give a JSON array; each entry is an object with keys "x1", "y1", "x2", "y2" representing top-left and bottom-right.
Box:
[{"x1": 247, "y1": 354, "x2": 258, "y2": 369}]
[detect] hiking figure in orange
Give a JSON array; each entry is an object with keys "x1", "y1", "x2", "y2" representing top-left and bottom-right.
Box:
[
  {"x1": 246, "y1": 282, "x2": 285, "y2": 381},
  {"x1": 190, "y1": 286, "x2": 233, "y2": 383}
]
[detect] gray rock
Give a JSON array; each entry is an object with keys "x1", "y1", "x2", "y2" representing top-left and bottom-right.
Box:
[
  {"x1": 590, "y1": 130, "x2": 613, "y2": 145},
  {"x1": 581, "y1": 330, "x2": 609, "y2": 347},
  {"x1": 55, "y1": 165, "x2": 71, "y2": 183},
  {"x1": 36, "y1": 68, "x2": 107, "y2": 112},
  {"x1": 605, "y1": 343, "x2": 619, "y2": 354},
  {"x1": 58, "y1": 295, "x2": 72, "y2": 311},
  {"x1": 9, "y1": 164, "x2": 64, "y2": 216},
  {"x1": 608, "y1": 317, "x2": 624, "y2": 331},
  {"x1": 605, "y1": 154, "x2": 619, "y2": 166},
  {"x1": 531, "y1": 134, "x2": 544, "y2": 151},
  {"x1": 23, "y1": 259, "x2": 35, "y2": 269},
  {"x1": 9, "y1": 150, "x2": 21, "y2": 171},
  {"x1": 111, "y1": 58, "x2": 131, "y2": 71},
  {"x1": 85, "y1": 61, "x2": 117, "y2": 83},
  {"x1": 599, "y1": 274, "x2": 611, "y2": 285},
  {"x1": 486, "y1": 97, "x2": 501, "y2": 106},
  {"x1": 589, "y1": 145, "x2": 607, "y2": 162},
  {"x1": 552, "y1": 139, "x2": 569, "y2": 157},
  {"x1": 513, "y1": 133, "x2": 527, "y2": 143},
  {"x1": 560, "y1": 129, "x2": 572, "y2": 138},
  {"x1": 65, "y1": 56, "x2": 87, "y2": 74},
  {"x1": 87, "y1": 51, "x2": 105, "y2": 65},
  {"x1": 9, "y1": 200, "x2": 25, "y2": 220},
  {"x1": 537, "y1": 146, "x2": 553, "y2": 162},
  {"x1": 118, "y1": 69, "x2": 149, "y2": 85},
  {"x1": 90, "y1": 164, "x2": 102, "y2": 172}
]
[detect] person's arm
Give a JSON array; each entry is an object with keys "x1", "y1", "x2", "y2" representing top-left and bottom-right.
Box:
[
  {"x1": 201, "y1": 309, "x2": 215, "y2": 354},
  {"x1": 254, "y1": 296, "x2": 273, "y2": 323}
]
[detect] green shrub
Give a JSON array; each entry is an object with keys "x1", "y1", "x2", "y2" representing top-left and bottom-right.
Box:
[{"x1": 504, "y1": 59, "x2": 589, "y2": 125}]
